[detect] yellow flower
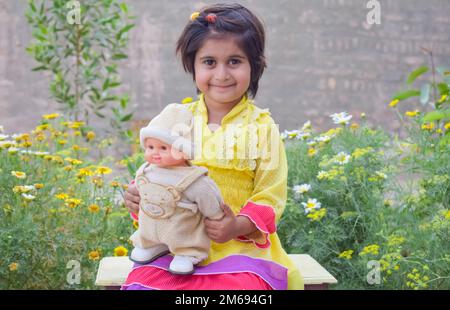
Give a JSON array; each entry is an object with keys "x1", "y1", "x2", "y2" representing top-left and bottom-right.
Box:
[
  {"x1": 72, "y1": 145, "x2": 81, "y2": 151},
  {"x1": 388, "y1": 236, "x2": 406, "y2": 247},
  {"x1": 42, "y1": 113, "x2": 60, "y2": 120},
  {"x1": 69, "y1": 121, "x2": 85, "y2": 129},
  {"x1": 405, "y1": 110, "x2": 419, "y2": 117},
  {"x1": 86, "y1": 131, "x2": 96, "y2": 141},
  {"x1": 34, "y1": 183, "x2": 44, "y2": 189},
  {"x1": 88, "y1": 204, "x2": 100, "y2": 213},
  {"x1": 88, "y1": 250, "x2": 101, "y2": 261},
  {"x1": 444, "y1": 123, "x2": 450, "y2": 130},
  {"x1": 438, "y1": 94, "x2": 448, "y2": 103},
  {"x1": 58, "y1": 139, "x2": 67, "y2": 145},
  {"x1": 73, "y1": 131, "x2": 82, "y2": 137},
  {"x1": 389, "y1": 99, "x2": 400, "y2": 107},
  {"x1": 76, "y1": 168, "x2": 94, "y2": 178},
  {"x1": 114, "y1": 246, "x2": 128, "y2": 257},
  {"x1": 306, "y1": 208, "x2": 327, "y2": 221},
  {"x1": 65, "y1": 198, "x2": 82, "y2": 208},
  {"x1": 96, "y1": 166, "x2": 112, "y2": 175},
  {"x1": 338, "y1": 250, "x2": 354, "y2": 260},
  {"x1": 307, "y1": 147, "x2": 316, "y2": 157},
  {"x1": 421, "y1": 123, "x2": 435, "y2": 131},
  {"x1": 110, "y1": 181, "x2": 120, "y2": 188},
  {"x1": 55, "y1": 193, "x2": 69, "y2": 200},
  {"x1": 350, "y1": 123, "x2": 360, "y2": 130},
  {"x1": 9, "y1": 262, "x2": 19, "y2": 271},
  {"x1": 133, "y1": 220, "x2": 139, "y2": 229},
  {"x1": 92, "y1": 176, "x2": 103, "y2": 188},
  {"x1": 359, "y1": 244, "x2": 380, "y2": 256},
  {"x1": 36, "y1": 124, "x2": 50, "y2": 131},
  {"x1": 11, "y1": 171, "x2": 26, "y2": 179}
]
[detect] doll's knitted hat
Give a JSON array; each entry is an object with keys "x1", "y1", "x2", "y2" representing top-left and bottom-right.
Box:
[{"x1": 140, "y1": 103, "x2": 194, "y2": 159}]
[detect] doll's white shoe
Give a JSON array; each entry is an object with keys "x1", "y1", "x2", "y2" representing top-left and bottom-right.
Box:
[
  {"x1": 130, "y1": 244, "x2": 170, "y2": 264},
  {"x1": 168, "y1": 255, "x2": 196, "y2": 275}
]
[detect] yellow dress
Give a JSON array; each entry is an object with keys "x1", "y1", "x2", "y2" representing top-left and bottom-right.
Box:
[{"x1": 184, "y1": 94, "x2": 304, "y2": 290}]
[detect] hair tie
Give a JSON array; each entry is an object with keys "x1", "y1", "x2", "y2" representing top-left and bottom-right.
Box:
[
  {"x1": 190, "y1": 11, "x2": 200, "y2": 21},
  {"x1": 205, "y1": 13, "x2": 217, "y2": 24}
]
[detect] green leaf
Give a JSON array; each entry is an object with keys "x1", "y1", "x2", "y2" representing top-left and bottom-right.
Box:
[
  {"x1": 407, "y1": 66, "x2": 428, "y2": 85},
  {"x1": 94, "y1": 110, "x2": 106, "y2": 118},
  {"x1": 31, "y1": 65, "x2": 47, "y2": 71},
  {"x1": 393, "y1": 89, "x2": 421, "y2": 101},
  {"x1": 120, "y1": 113, "x2": 133, "y2": 122},
  {"x1": 422, "y1": 109, "x2": 450, "y2": 123},
  {"x1": 116, "y1": 24, "x2": 135, "y2": 40},
  {"x1": 420, "y1": 84, "x2": 430, "y2": 105},
  {"x1": 102, "y1": 78, "x2": 110, "y2": 90},
  {"x1": 29, "y1": 0, "x2": 37, "y2": 12},
  {"x1": 111, "y1": 53, "x2": 128, "y2": 60},
  {"x1": 120, "y1": 96, "x2": 129, "y2": 109},
  {"x1": 119, "y1": 3, "x2": 129, "y2": 14}
]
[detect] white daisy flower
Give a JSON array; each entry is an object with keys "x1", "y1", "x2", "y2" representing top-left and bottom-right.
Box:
[
  {"x1": 301, "y1": 198, "x2": 322, "y2": 214},
  {"x1": 315, "y1": 135, "x2": 331, "y2": 143},
  {"x1": 293, "y1": 184, "x2": 311, "y2": 194},
  {"x1": 284, "y1": 130, "x2": 300, "y2": 139},
  {"x1": 301, "y1": 121, "x2": 312, "y2": 131},
  {"x1": 0, "y1": 134, "x2": 9, "y2": 141},
  {"x1": 375, "y1": 171, "x2": 387, "y2": 179},
  {"x1": 0, "y1": 125, "x2": 4, "y2": 133},
  {"x1": 330, "y1": 112, "x2": 352, "y2": 125},
  {"x1": 334, "y1": 152, "x2": 351, "y2": 165},
  {"x1": 296, "y1": 131, "x2": 311, "y2": 140},
  {"x1": 22, "y1": 193, "x2": 36, "y2": 201}
]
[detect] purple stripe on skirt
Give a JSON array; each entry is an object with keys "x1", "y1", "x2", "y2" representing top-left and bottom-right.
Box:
[{"x1": 130, "y1": 254, "x2": 288, "y2": 290}]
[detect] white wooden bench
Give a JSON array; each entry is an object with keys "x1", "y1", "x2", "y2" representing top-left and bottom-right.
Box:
[{"x1": 95, "y1": 254, "x2": 337, "y2": 290}]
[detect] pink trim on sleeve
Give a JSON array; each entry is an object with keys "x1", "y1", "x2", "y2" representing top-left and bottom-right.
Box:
[
  {"x1": 236, "y1": 201, "x2": 276, "y2": 249},
  {"x1": 129, "y1": 179, "x2": 139, "y2": 221},
  {"x1": 130, "y1": 212, "x2": 139, "y2": 221}
]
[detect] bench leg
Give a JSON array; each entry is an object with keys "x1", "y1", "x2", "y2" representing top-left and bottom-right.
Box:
[{"x1": 304, "y1": 283, "x2": 329, "y2": 290}]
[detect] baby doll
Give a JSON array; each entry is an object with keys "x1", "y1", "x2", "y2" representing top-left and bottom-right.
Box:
[{"x1": 129, "y1": 103, "x2": 224, "y2": 275}]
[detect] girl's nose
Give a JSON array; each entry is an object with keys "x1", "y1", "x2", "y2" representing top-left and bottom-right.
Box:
[{"x1": 214, "y1": 64, "x2": 230, "y2": 81}]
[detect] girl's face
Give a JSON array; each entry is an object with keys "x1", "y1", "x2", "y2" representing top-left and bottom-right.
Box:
[
  {"x1": 144, "y1": 137, "x2": 188, "y2": 168},
  {"x1": 194, "y1": 35, "x2": 251, "y2": 107}
]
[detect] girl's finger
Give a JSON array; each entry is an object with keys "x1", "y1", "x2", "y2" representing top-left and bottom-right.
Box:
[
  {"x1": 125, "y1": 191, "x2": 141, "y2": 204},
  {"x1": 220, "y1": 203, "x2": 234, "y2": 216}
]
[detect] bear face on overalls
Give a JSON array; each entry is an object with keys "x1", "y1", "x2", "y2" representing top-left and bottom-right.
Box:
[{"x1": 136, "y1": 174, "x2": 182, "y2": 219}]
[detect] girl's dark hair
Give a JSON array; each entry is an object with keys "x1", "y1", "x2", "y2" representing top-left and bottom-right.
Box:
[{"x1": 176, "y1": 3, "x2": 266, "y2": 98}]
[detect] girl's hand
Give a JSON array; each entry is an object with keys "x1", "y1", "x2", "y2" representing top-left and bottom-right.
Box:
[
  {"x1": 204, "y1": 203, "x2": 257, "y2": 243},
  {"x1": 124, "y1": 182, "x2": 140, "y2": 215}
]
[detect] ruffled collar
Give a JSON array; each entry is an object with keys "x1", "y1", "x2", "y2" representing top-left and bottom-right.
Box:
[{"x1": 197, "y1": 93, "x2": 250, "y2": 127}]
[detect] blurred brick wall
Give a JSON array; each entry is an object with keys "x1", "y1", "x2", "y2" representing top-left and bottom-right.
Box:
[{"x1": 1, "y1": 0, "x2": 449, "y2": 135}]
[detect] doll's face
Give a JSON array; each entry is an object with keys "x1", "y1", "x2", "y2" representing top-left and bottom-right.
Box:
[{"x1": 144, "y1": 138, "x2": 188, "y2": 168}]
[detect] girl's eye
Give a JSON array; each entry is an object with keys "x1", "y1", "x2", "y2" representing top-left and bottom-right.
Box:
[
  {"x1": 203, "y1": 59, "x2": 215, "y2": 66},
  {"x1": 148, "y1": 146, "x2": 153, "y2": 150},
  {"x1": 229, "y1": 59, "x2": 241, "y2": 65},
  {"x1": 161, "y1": 146, "x2": 167, "y2": 151}
]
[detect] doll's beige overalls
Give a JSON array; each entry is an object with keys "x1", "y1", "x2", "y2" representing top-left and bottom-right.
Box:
[{"x1": 130, "y1": 163, "x2": 212, "y2": 261}]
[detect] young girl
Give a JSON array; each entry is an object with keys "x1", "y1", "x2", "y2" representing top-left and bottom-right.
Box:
[{"x1": 122, "y1": 3, "x2": 303, "y2": 290}]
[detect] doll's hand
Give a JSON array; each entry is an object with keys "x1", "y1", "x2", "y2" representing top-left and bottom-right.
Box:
[
  {"x1": 124, "y1": 181, "x2": 140, "y2": 215},
  {"x1": 204, "y1": 203, "x2": 258, "y2": 243}
]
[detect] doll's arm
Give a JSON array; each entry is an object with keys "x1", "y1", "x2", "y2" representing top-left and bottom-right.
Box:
[{"x1": 187, "y1": 177, "x2": 224, "y2": 220}]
